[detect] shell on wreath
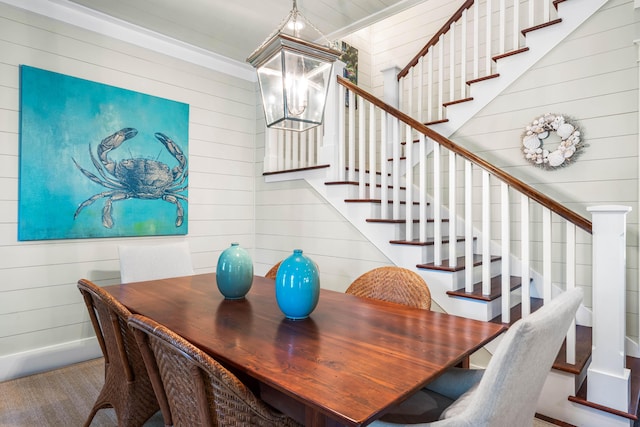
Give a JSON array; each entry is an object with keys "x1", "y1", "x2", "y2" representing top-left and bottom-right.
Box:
[
  {"x1": 557, "y1": 123, "x2": 575, "y2": 139},
  {"x1": 551, "y1": 115, "x2": 565, "y2": 130},
  {"x1": 547, "y1": 150, "x2": 565, "y2": 167},
  {"x1": 523, "y1": 134, "x2": 541, "y2": 150},
  {"x1": 564, "y1": 146, "x2": 576, "y2": 158}
]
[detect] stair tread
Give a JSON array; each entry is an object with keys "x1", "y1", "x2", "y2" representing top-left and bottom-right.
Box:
[
  {"x1": 522, "y1": 18, "x2": 562, "y2": 36},
  {"x1": 345, "y1": 198, "x2": 419, "y2": 205},
  {"x1": 568, "y1": 354, "x2": 639, "y2": 421},
  {"x1": 489, "y1": 297, "x2": 542, "y2": 323},
  {"x1": 390, "y1": 236, "x2": 467, "y2": 246},
  {"x1": 553, "y1": 325, "x2": 592, "y2": 375},
  {"x1": 447, "y1": 275, "x2": 524, "y2": 302},
  {"x1": 367, "y1": 218, "x2": 444, "y2": 224},
  {"x1": 325, "y1": 181, "x2": 406, "y2": 190},
  {"x1": 417, "y1": 255, "x2": 501, "y2": 272}
]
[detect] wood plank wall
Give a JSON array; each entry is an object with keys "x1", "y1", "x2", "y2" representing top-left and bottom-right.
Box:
[
  {"x1": 362, "y1": 0, "x2": 638, "y2": 335},
  {"x1": 0, "y1": 2, "x2": 257, "y2": 379}
]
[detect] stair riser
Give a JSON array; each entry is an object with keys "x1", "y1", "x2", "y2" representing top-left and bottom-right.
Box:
[
  {"x1": 422, "y1": 258, "x2": 504, "y2": 291},
  {"x1": 394, "y1": 222, "x2": 452, "y2": 240}
]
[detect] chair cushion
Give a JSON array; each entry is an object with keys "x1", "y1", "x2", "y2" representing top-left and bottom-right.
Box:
[
  {"x1": 379, "y1": 388, "x2": 454, "y2": 424},
  {"x1": 439, "y1": 382, "x2": 479, "y2": 420}
]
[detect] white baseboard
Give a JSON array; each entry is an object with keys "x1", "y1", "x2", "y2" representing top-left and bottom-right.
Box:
[{"x1": 0, "y1": 337, "x2": 101, "y2": 382}]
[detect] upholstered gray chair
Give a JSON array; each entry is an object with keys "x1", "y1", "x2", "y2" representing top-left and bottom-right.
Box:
[
  {"x1": 371, "y1": 288, "x2": 583, "y2": 427},
  {"x1": 118, "y1": 241, "x2": 194, "y2": 283}
]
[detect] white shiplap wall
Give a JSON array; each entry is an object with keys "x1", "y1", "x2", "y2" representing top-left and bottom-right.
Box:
[
  {"x1": 0, "y1": 2, "x2": 257, "y2": 380},
  {"x1": 355, "y1": 0, "x2": 638, "y2": 334},
  {"x1": 449, "y1": 0, "x2": 638, "y2": 334},
  {"x1": 302, "y1": 0, "x2": 639, "y2": 335}
]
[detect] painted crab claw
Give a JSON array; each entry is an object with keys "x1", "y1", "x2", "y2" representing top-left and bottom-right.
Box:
[
  {"x1": 98, "y1": 127, "x2": 139, "y2": 174},
  {"x1": 155, "y1": 132, "x2": 187, "y2": 176}
]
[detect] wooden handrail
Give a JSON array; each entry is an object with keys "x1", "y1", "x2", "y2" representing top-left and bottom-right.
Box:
[
  {"x1": 397, "y1": 0, "x2": 475, "y2": 80},
  {"x1": 337, "y1": 75, "x2": 592, "y2": 233}
]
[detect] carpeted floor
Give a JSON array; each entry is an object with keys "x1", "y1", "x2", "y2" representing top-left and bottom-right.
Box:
[
  {"x1": 0, "y1": 358, "x2": 562, "y2": 426},
  {"x1": 0, "y1": 358, "x2": 163, "y2": 427}
]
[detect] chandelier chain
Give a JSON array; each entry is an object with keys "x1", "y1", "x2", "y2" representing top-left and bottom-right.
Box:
[{"x1": 249, "y1": 0, "x2": 336, "y2": 59}]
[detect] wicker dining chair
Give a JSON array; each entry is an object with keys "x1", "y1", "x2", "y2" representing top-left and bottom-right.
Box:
[
  {"x1": 345, "y1": 266, "x2": 432, "y2": 310},
  {"x1": 77, "y1": 279, "x2": 163, "y2": 427},
  {"x1": 128, "y1": 314, "x2": 303, "y2": 427},
  {"x1": 264, "y1": 261, "x2": 282, "y2": 280}
]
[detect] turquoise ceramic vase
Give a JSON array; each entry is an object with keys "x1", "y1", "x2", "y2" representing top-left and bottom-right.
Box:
[
  {"x1": 275, "y1": 249, "x2": 320, "y2": 320},
  {"x1": 216, "y1": 243, "x2": 253, "y2": 299}
]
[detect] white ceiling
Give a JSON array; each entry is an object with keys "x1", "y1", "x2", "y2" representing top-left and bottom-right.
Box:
[{"x1": 64, "y1": 0, "x2": 426, "y2": 63}]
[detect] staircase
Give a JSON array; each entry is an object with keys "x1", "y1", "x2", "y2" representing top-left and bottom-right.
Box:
[{"x1": 262, "y1": 0, "x2": 638, "y2": 426}]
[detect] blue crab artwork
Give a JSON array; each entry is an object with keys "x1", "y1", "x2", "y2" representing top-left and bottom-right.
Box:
[{"x1": 72, "y1": 127, "x2": 188, "y2": 229}]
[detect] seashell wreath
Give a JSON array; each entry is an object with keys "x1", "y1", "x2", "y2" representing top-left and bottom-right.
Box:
[{"x1": 522, "y1": 113, "x2": 583, "y2": 170}]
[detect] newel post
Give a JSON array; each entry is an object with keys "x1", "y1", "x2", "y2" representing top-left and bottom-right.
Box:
[{"x1": 587, "y1": 205, "x2": 631, "y2": 412}]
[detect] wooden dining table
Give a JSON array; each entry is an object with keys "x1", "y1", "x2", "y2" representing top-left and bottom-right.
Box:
[{"x1": 104, "y1": 273, "x2": 506, "y2": 426}]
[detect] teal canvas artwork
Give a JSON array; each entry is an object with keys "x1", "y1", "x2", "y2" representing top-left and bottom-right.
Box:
[{"x1": 18, "y1": 65, "x2": 189, "y2": 241}]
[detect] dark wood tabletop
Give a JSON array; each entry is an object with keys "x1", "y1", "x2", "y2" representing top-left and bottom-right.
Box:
[{"x1": 104, "y1": 273, "x2": 505, "y2": 426}]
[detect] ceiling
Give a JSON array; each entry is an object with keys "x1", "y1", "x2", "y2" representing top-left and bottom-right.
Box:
[{"x1": 65, "y1": 0, "x2": 426, "y2": 64}]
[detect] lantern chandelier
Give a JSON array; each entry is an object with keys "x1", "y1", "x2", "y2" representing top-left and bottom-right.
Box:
[{"x1": 247, "y1": 0, "x2": 342, "y2": 132}]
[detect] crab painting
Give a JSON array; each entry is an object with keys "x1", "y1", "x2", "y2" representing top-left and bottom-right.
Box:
[{"x1": 72, "y1": 127, "x2": 188, "y2": 229}]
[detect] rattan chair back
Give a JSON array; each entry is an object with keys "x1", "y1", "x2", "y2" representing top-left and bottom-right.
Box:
[
  {"x1": 128, "y1": 314, "x2": 303, "y2": 427},
  {"x1": 77, "y1": 279, "x2": 162, "y2": 427},
  {"x1": 264, "y1": 261, "x2": 282, "y2": 279},
  {"x1": 345, "y1": 266, "x2": 432, "y2": 310}
]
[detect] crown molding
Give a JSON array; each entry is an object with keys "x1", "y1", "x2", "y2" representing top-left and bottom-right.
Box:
[{"x1": 0, "y1": 0, "x2": 256, "y2": 82}]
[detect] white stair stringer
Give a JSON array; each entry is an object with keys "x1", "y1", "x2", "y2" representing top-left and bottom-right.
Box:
[
  {"x1": 303, "y1": 169, "x2": 511, "y2": 321},
  {"x1": 426, "y1": 0, "x2": 608, "y2": 139}
]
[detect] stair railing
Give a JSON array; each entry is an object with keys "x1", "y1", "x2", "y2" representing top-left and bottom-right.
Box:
[
  {"x1": 398, "y1": 0, "x2": 562, "y2": 124},
  {"x1": 335, "y1": 75, "x2": 590, "y2": 363}
]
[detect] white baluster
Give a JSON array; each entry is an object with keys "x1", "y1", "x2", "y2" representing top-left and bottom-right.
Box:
[
  {"x1": 566, "y1": 222, "x2": 576, "y2": 364},
  {"x1": 438, "y1": 34, "x2": 444, "y2": 121},
  {"x1": 420, "y1": 134, "x2": 428, "y2": 243},
  {"x1": 485, "y1": 0, "x2": 492, "y2": 75},
  {"x1": 405, "y1": 124, "x2": 414, "y2": 242},
  {"x1": 348, "y1": 90, "x2": 356, "y2": 182},
  {"x1": 392, "y1": 118, "x2": 401, "y2": 220},
  {"x1": 460, "y1": 9, "x2": 468, "y2": 97},
  {"x1": 513, "y1": 0, "x2": 519, "y2": 51},
  {"x1": 359, "y1": 98, "x2": 366, "y2": 199},
  {"x1": 369, "y1": 103, "x2": 376, "y2": 199},
  {"x1": 338, "y1": 86, "x2": 346, "y2": 181},
  {"x1": 418, "y1": 57, "x2": 424, "y2": 124},
  {"x1": 499, "y1": 0, "x2": 506, "y2": 54},
  {"x1": 427, "y1": 50, "x2": 434, "y2": 122},
  {"x1": 520, "y1": 195, "x2": 530, "y2": 317},
  {"x1": 465, "y1": 160, "x2": 473, "y2": 290},
  {"x1": 482, "y1": 170, "x2": 491, "y2": 295},
  {"x1": 473, "y1": 1, "x2": 479, "y2": 79},
  {"x1": 380, "y1": 112, "x2": 389, "y2": 220},
  {"x1": 542, "y1": 207, "x2": 552, "y2": 303},
  {"x1": 449, "y1": 23, "x2": 456, "y2": 102},
  {"x1": 433, "y1": 143, "x2": 442, "y2": 265},
  {"x1": 449, "y1": 152, "x2": 457, "y2": 264},
  {"x1": 501, "y1": 182, "x2": 510, "y2": 324}
]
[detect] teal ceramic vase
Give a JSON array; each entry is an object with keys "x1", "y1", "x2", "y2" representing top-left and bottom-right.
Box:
[
  {"x1": 216, "y1": 243, "x2": 253, "y2": 299},
  {"x1": 275, "y1": 249, "x2": 320, "y2": 319}
]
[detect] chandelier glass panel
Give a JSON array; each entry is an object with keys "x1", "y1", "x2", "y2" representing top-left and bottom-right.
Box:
[{"x1": 247, "y1": 1, "x2": 341, "y2": 132}]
